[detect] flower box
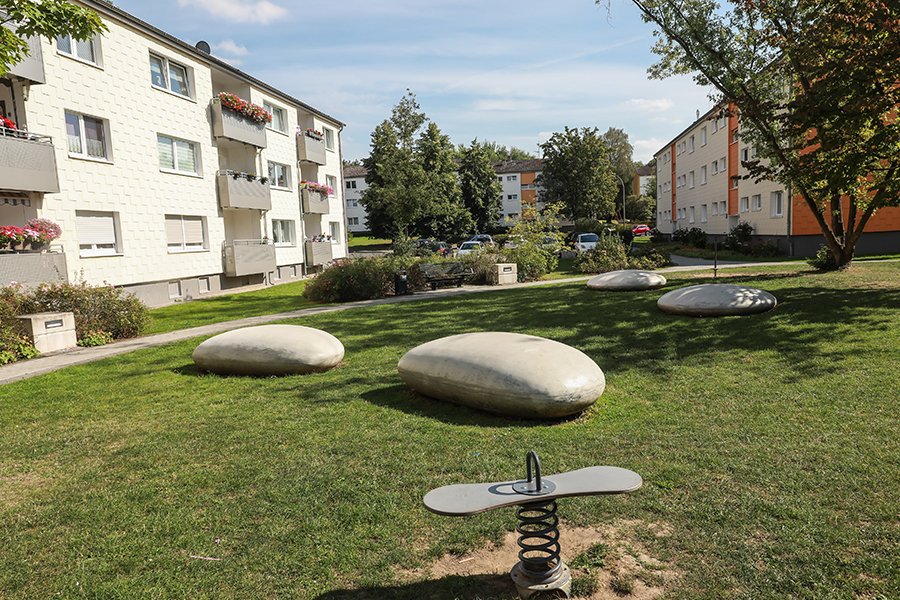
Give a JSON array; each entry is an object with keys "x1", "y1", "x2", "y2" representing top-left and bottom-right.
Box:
[
  {"x1": 297, "y1": 130, "x2": 326, "y2": 165},
  {"x1": 301, "y1": 188, "x2": 329, "y2": 214},
  {"x1": 211, "y1": 99, "x2": 267, "y2": 148}
]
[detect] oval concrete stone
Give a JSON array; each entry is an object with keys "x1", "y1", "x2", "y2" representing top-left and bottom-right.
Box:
[
  {"x1": 657, "y1": 284, "x2": 777, "y2": 317},
  {"x1": 193, "y1": 324, "x2": 344, "y2": 376},
  {"x1": 398, "y1": 332, "x2": 605, "y2": 418},
  {"x1": 586, "y1": 270, "x2": 667, "y2": 291}
]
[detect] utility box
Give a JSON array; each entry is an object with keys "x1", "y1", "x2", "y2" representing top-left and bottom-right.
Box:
[
  {"x1": 17, "y1": 312, "x2": 77, "y2": 354},
  {"x1": 492, "y1": 263, "x2": 517, "y2": 285}
]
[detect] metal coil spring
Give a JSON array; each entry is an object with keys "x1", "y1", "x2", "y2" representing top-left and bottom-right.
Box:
[{"x1": 515, "y1": 497, "x2": 562, "y2": 580}]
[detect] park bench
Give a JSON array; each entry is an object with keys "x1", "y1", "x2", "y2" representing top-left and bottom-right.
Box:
[{"x1": 419, "y1": 261, "x2": 473, "y2": 290}]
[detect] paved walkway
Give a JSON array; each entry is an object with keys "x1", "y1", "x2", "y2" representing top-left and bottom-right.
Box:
[{"x1": 0, "y1": 256, "x2": 785, "y2": 385}]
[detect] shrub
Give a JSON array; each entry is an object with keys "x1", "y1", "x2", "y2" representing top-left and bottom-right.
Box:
[
  {"x1": 18, "y1": 280, "x2": 149, "y2": 341},
  {"x1": 807, "y1": 244, "x2": 838, "y2": 271},
  {"x1": 724, "y1": 222, "x2": 753, "y2": 250},
  {"x1": 501, "y1": 246, "x2": 558, "y2": 282},
  {"x1": 302, "y1": 256, "x2": 433, "y2": 302},
  {"x1": 459, "y1": 252, "x2": 504, "y2": 284},
  {"x1": 746, "y1": 240, "x2": 780, "y2": 257},
  {"x1": 673, "y1": 227, "x2": 708, "y2": 249},
  {"x1": 574, "y1": 230, "x2": 670, "y2": 274}
]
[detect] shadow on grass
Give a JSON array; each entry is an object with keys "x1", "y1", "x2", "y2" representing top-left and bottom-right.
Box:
[{"x1": 313, "y1": 573, "x2": 515, "y2": 600}]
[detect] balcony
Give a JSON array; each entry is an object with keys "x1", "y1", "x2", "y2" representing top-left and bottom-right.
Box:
[
  {"x1": 305, "y1": 241, "x2": 333, "y2": 266},
  {"x1": 2, "y1": 27, "x2": 45, "y2": 84},
  {"x1": 0, "y1": 247, "x2": 66, "y2": 288},
  {"x1": 217, "y1": 171, "x2": 271, "y2": 210},
  {"x1": 223, "y1": 240, "x2": 276, "y2": 277},
  {"x1": 211, "y1": 100, "x2": 267, "y2": 148},
  {"x1": 302, "y1": 188, "x2": 329, "y2": 214},
  {"x1": 0, "y1": 129, "x2": 60, "y2": 193},
  {"x1": 297, "y1": 132, "x2": 326, "y2": 165}
]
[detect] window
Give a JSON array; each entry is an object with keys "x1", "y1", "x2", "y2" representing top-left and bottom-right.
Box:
[
  {"x1": 740, "y1": 196, "x2": 750, "y2": 212},
  {"x1": 689, "y1": 136, "x2": 695, "y2": 153},
  {"x1": 720, "y1": 157, "x2": 727, "y2": 170},
  {"x1": 346, "y1": 180, "x2": 357, "y2": 189},
  {"x1": 65, "y1": 112, "x2": 108, "y2": 160},
  {"x1": 700, "y1": 166, "x2": 707, "y2": 184},
  {"x1": 346, "y1": 198, "x2": 358, "y2": 207},
  {"x1": 752, "y1": 194, "x2": 762, "y2": 211},
  {"x1": 689, "y1": 207, "x2": 695, "y2": 223},
  {"x1": 712, "y1": 119, "x2": 718, "y2": 133},
  {"x1": 348, "y1": 217, "x2": 359, "y2": 226},
  {"x1": 701, "y1": 127, "x2": 707, "y2": 146},
  {"x1": 701, "y1": 204, "x2": 707, "y2": 222},
  {"x1": 720, "y1": 201, "x2": 726, "y2": 214},
  {"x1": 712, "y1": 203, "x2": 719, "y2": 216},
  {"x1": 732, "y1": 129, "x2": 738, "y2": 144},
  {"x1": 264, "y1": 102, "x2": 286, "y2": 133},
  {"x1": 689, "y1": 171, "x2": 695, "y2": 188},
  {"x1": 324, "y1": 127, "x2": 335, "y2": 151},
  {"x1": 329, "y1": 221, "x2": 340, "y2": 243},
  {"x1": 272, "y1": 219, "x2": 295, "y2": 245},
  {"x1": 150, "y1": 54, "x2": 191, "y2": 98},
  {"x1": 507, "y1": 175, "x2": 517, "y2": 181},
  {"x1": 326, "y1": 175, "x2": 337, "y2": 196},
  {"x1": 57, "y1": 33, "x2": 100, "y2": 65},
  {"x1": 508, "y1": 194, "x2": 518, "y2": 200},
  {"x1": 771, "y1": 191, "x2": 784, "y2": 217},
  {"x1": 741, "y1": 148, "x2": 750, "y2": 163},
  {"x1": 497, "y1": 176, "x2": 503, "y2": 183},
  {"x1": 508, "y1": 212, "x2": 519, "y2": 219},
  {"x1": 158, "y1": 135, "x2": 200, "y2": 175},
  {"x1": 711, "y1": 161, "x2": 719, "y2": 175},
  {"x1": 165, "y1": 214, "x2": 206, "y2": 252},
  {"x1": 76, "y1": 211, "x2": 119, "y2": 256},
  {"x1": 267, "y1": 162, "x2": 291, "y2": 189}
]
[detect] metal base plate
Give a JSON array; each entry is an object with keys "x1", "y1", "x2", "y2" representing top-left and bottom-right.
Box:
[{"x1": 511, "y1": 561, "x2": 571, "y2": 599}]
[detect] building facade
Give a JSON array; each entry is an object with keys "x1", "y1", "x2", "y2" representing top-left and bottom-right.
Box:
[
  {"x1": 0, "y1": 1, "x2": 347, "y2": 306},
  {"x1": 654, "y1": 107, "x2": 900, "y2": 256},
  {"x1": 343, "y1": 164, "x2": 368, "y2": 234}
]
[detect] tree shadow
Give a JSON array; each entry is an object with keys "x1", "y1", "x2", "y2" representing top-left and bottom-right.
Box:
[{"x1": 313, "y1": 573, "x2": 516, "y2": 600}]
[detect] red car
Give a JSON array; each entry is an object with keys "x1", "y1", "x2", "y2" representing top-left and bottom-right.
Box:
[{"x1": 631, "y1": 224, "x2": 652, "y2": 236}]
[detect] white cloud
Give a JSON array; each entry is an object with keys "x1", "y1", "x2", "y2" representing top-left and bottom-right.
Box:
[
  {"x1": 177, "y1": 0, "x2": 288, "y2": 24},
  {"x1": 626, "y1": 98, "x2": 675, "y2": 112},
  {"x1": 212, "y1": 39, "x2": 249, "y2": 56}
]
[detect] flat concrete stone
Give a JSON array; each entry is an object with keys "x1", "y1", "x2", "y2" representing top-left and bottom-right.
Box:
[
  {"x1": 192, "y1": 324, "x2": 344, "y2": 376},
  {"x1": 658, "y1": 284, "x2": 777, "y2": 317},
  {"x1": 586, "y1": 270, "x2": 667, "y2": 291},
  {"x1": 398, "y1": 332, "x2": 605, "y2": 418}
]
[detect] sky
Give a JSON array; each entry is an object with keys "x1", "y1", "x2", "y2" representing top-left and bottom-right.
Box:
[{"x1": 111, "y1": 0, "x2": 717, "y2": 163}]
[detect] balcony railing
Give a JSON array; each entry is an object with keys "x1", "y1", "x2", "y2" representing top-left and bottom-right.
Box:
[
  {"x1": 211, "y1": 100, "x2": 267, "y2": 148},
  {"x1": 305, "y1": 241, "x2": 333, "y2": 266},
  {"x1": 217, "y1": 170, "x2": 271, "y2": 210},
  {"x1": 0, "y1": 246, "x2": 66, "y2": 288},
  {"x1": 301, "y1": 188, "x2": 329, "y2": 214},
  {"x1": 0, "y1": 128, "x2": 60, "y2": 193},
  {"x1": 297, "y1": 132, "x2": 326, "y2": 165},
  {"x1": 223, "y1": 239, "x2": 276, "y2": 277}
]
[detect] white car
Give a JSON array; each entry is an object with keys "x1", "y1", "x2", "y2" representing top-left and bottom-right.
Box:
[
  {"x1": 571, "y1": 233, "x2": 599, "y2": 253},
  {"x1": 456, "y1": 240, "x2": 484, "y2": 256}
]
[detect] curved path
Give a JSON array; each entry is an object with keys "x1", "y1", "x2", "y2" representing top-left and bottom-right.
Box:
[{"x1": 0, "y1": 256, "x2": 785, "y2": 385}]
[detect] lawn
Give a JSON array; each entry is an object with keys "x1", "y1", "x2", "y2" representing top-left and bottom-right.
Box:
[{"x1": 2, "y1": 263, "x2": 899, "y2": 599}]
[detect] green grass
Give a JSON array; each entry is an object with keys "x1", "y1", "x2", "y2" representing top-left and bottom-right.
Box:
[
  {"x1": 145, "y1": 280, "x2": 314, "y2": 335},
  {"x1": 348, "y1": 235, "x2": 392, "y2": 250},
  {"x1": 3, "y1": 263, "x2": 900, "y2": 599}
]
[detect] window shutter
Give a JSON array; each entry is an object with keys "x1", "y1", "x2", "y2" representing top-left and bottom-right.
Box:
[
  {"x1": 183, "y1": 216, "x2": 204, "y2": 246},
  {"x1": 158, "y1": 136, "x2": 174, "y2": 170},
  {"x1": 164, "y1": 215, "x2": 183, "y2": 246},
  {"x1": 77, "y1": 212, "x2": 116, "y2": 246}
]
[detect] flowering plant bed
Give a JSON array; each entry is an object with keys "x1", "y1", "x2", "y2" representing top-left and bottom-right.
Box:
[
  {"x1": 300, "y1": 180, "x2": 333, "y2": 196},
  {"x1": 216, "y1": 92, "x2": 272, "y2": 124}
]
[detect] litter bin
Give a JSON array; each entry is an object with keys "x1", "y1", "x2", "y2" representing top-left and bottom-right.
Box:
[
  {"x1": 394, "y1": 270, "x2": 409, "y2": 295},
  {"x1": 492, "y1": 263, "x2": 517, "y2": 285}
]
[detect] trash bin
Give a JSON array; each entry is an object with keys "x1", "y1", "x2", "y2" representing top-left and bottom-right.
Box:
[
  {"x1": 492, "y1": 263, "x2": 517, "y2": 285},
  {"x1": 394, "y1": 270, "x2": 409, "y2": 295}
]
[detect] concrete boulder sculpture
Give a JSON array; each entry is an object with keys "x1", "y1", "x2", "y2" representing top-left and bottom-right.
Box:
[
  {"x1": 192, "y1": 324, "x2": 344, "y2": 376},
  {"x1": 657, "y1": 284, "x2": 777, "y2": 317},
  {"x1": 398, "y1": 332, "x2": 605, "y2": 418},
  {"x1": 586, "y1": 270, "x2": 667, "y2": 291}
]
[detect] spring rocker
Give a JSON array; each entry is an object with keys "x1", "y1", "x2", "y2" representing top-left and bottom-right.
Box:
[{"x1": 423, "y1": 451, "x2": 642, "y2": 599}]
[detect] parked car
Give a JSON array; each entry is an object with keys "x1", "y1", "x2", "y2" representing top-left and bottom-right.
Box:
[
  {"x1": 631, "y1": 224, "x2": 652, "y2": 236},
  {"x1": 429, "y1": 241, "x2": 452, "y2": 257},
  {"x1": 467, "y1": 234, "x2": 494, "y2": 246},
  {"x1": 456, "y1": 240, "x2": 484, "y2": 256},
  {"x1": 567, "y1": 232, "x2": 599, "y2": 253}
]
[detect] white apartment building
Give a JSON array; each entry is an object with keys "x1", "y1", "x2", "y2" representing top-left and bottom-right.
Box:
[
  {"x1": 0, "y1": 1, "x2": 347, "y2": 306},
  {"x1": 343, "y1": 165, "x2": 368, "y2": 233}
]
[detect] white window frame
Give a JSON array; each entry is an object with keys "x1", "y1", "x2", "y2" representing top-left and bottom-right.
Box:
[
  {"x1": 326, "y1": 175, "x2": 337, "y2": 197},
  {"x1": 689, "y1": 136, "x2": 695, "y2": 153},
  {"x1": 264, "y1": 102, "x2": 287, "y2": 133},
  {"x1": 165, "y1": 214, "x2": 207, "y2": 252},
  {"x1": 752, "y1": 194, "x2": 762, "y2": 212},
  {"x1": 701, "y1": 204, "x2": 707, "y2": 222},
  {"x1": 346, "y1": 180, "x2": 357, "y2": 189},
  {"x1": 76, "y1": 211, "x2": 120, "y2": 257},
  {"x1": 689, "y1": 206, "x2": 695, "y2": 223},
  {"x1": 771, "y1": 191, "x2": 784, "y2": 217},
  {"x1": 712, "y1": 161, "x2": 719, "y2": 175},
  {"x1": 508, "y1": 175, "x2": 518, "y2": 181},
  {"x1": 701, "y1": 127, "x2": 707, "y2": 146},
  {"x1": 267, "y1": 161, "x2": 291, "y2": 190},
  {"x1": 740, "y1": 196, "x2": 750, "y2": 213},
  {"x1": 689, "y1": 171, "x2": 695, "y2": 188},
  {"x1": 346, "y1": 198, "x2": 358, "y2": 208},
  {"x1": 57, "y1": 33, "x2": 101, "y2": 67},
  {"x1": 272, "y1": 219, "x2": 296, "y2": 246},
  {"x1": 508, "y1": 194, "x2": 518, "y2": 200},
  {"x1": 150, "y1": 53, "x2": 193, "y2": 99},
  {"x1": 720, "y1": 201, "x2": 727, "y2": 215},
  {"x1": 720, "y1": 157, "x2": 727, "y2": 170},
  {"x1": 712, "y1": 203, "x2": 719, "y2": 216},
  {"x1": 324, "y1": 127, "x2": 335, "y2": 151},
  {"x1": 157, "y1": 134, "x2": 201, "y2": 176},
  {"x1": 348, "y1": 216, "x2": 359, "y2": 226},
  {"x1": 65, "y1": 112, "x2": 110, "y2": 162},
  {"x1": 329, "y1": 221, "x2": 341, "y2": 244},
  {"x1": 700, "y1": 166, "x2": 707, "y2": 185}
]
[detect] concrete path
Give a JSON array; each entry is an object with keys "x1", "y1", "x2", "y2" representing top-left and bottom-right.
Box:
[{"x1": 0, "y1": 256, "x2": 788, "y2": 385}]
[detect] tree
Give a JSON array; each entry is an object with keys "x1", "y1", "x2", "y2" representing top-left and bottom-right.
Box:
[
  {"x1": 602, "y1": 127, "x2": 637, "y2": 198},
  {"x1": 605, "y1": 0, "x2": 900, "y2": 268},
  {"x1": 454, "y1": 140, "x2": 536, "y2": 162},
  {"x1": 458, "y1": 139, "x2": 503, "y2": 233},
  {"x1": 1, "y1": 1, "x2": 106, "y2": 76},
  {"x1": 537, "y1": 127, "x2": 618, "y2": 222},
  {"x1": 413, "y1": 122, "x2": 473, "y2": 240}
]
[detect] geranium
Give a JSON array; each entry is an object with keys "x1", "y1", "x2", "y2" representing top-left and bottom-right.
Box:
[
  {"x1": 216, "y1": 92, "x2": 272, "y2": 124},
  {"x1": 0, "y1": 226, "x2": 25, "y2": 245},
  {"x1": 300, "y1": 180, "x2": 334, "y2": 196},
  {"x1": 297, "y1": 127, "x2": 323, "y2": 139},
  {"x1": 1, "y1": 117, "x2": 16, "y2": 131},
  {"x1": 26, "y1": 218, "x2": 62, "y2": 242}
]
